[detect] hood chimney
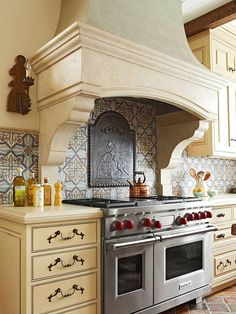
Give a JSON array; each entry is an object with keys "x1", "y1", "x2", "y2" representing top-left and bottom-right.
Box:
[{"x1": 31, "y1": 0, "x2": 227, "y2": 194}]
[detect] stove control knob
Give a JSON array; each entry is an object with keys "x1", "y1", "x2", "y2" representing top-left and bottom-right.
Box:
[
  {"x1": 176, "y1": 216, "x2": 187, "y2": 225},
  {"x1": 199, "y1": 211, "x2": 207, "y2": 219},
  {"x1": 142, "y1": 217, "x2": 152, "y2": 227},
  {"x1": 205, "y1": 211, "x2": 212, "y2": 218},
  {"x1": 185, "y1": 213, "x2": 194, "y2": 221},
  {"x1": 112, "y1": 220, "x2": 124, "y2": 231},
  {"x1": 124, "y1": 219, "x2": 134, "y2": 230},
  {"x1": 193, "y1": 212, "x2": 200, "y2": 220},
  {"x1": 153, "y1": 220, "x2": 162, "y2": 229}
]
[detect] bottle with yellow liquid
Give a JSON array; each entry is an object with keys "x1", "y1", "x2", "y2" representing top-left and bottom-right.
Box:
[
  {"x1": 26, "y1": 173, "x2": 36, "y2": 206},
  {"x1": 13, "y1": 167, "x2": 26, "y2": 206}
]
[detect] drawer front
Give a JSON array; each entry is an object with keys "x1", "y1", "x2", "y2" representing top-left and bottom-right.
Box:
[
  {"x1": 212, "y1": 207, "x2": 232, "y2": 224},
  {"x1": 57, "y1": 303, "x2": 96, "y2": 314},
  {"x1": 32, "y1": 247, "x2": 97, "y2": 280},
  {"x1": 214, "y1": 252, "x2": 236, "y2": 276},
  {"x1": 33, "y1": 272, "x2": 97, "y2": 314},
  {"x1": 32, "y1": 222, "x2": 97, "y2": 251},
  {"x1": 214, "y1": 228, "x2": 233, "y2": 241}
]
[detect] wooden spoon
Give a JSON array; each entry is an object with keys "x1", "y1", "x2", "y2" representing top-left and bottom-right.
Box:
[
  {"x1": 189, "y1": 168, "x2": 198, "y2": 181},
  {"x1": 197, "y1": 171, "x2": 205, "y2": 181},
  {"x1": 203, "y1": 171, "x2": 211, "y2": 181}
]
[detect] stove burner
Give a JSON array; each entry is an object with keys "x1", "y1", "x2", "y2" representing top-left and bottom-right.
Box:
[
  {"x1": 62, "y1": 198, "x2": 137, "y2": 208},
  {"x1": 62, "y1": 195, "x2": 202, "y2": 208}
]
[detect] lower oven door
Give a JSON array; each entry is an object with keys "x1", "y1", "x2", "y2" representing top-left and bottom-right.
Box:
[
  {"x1": 154, "y1": 226, "x2": 215, "y2": 305},
  {"x1": 104, "y1": 236, "x2": 155, "y2": 314}
]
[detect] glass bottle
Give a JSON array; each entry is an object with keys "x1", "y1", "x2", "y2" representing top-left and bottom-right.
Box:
[
  {"x1": 43, "y1": 177, "x2": 52, "y2": 206},
  {"x1": 26, "y1": 173, "x2": 36, "y2": 206},
  {"x1": 13, "y1": 167, "x2": 26, "y2": 206}
]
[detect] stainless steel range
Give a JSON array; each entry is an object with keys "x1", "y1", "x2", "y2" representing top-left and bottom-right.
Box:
[{"x1": 63, "y1": 196, "x2": 217, "y2": 314}]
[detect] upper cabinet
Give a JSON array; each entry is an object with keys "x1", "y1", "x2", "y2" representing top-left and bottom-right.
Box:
[
  {"x1": 187, "y1": 26, "x2": 236, "y2": 159},
  {"x1": 188, "y1": 27, "x2": 236, "y2": 81}
]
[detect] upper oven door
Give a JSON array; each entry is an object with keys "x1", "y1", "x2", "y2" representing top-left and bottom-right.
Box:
[
  {"x1": 104, "y1": 236, "x2": 154, "y2": 314},
  {"x1": 154, "y1": 227, "x2": 214, "y2": 304}
]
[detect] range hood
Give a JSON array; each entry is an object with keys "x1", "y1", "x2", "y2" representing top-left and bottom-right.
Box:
[{"x1": 30, "y1": 0, "x2": 227, "y2": 194}]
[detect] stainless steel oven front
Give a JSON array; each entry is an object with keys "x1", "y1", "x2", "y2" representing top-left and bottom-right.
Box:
[
  {"x1": 104, "y1": 235, "x2": 155, "y2": 314},
  {"x1": 104, "y1": 225, "x2": 216, "y2": 314},
  {"x1": 154, "y1": 228, "x2": 213, "y2": 306}
]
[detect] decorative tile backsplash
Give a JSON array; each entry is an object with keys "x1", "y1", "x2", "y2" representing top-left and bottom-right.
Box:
[
  {"x1": 1, "y1": 98, "x2": 236, "y2": 204},
  {"x1": 59, "y1": 98, "x2": 158, "y2": 199},
  {"x1": 0, "y1": 129, "x2": 39, "y2": 204},
  {"x1": 171, "y1": 152, "x2": 236, "y2": 196}
]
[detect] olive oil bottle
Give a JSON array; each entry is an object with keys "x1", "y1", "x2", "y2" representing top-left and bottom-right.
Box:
[
  {"x1": 13, "y1": 167, "x2": 26, "y2": 206},
  {"x1": 26, "y1": 173, "x2": 36, "y2": 206}
]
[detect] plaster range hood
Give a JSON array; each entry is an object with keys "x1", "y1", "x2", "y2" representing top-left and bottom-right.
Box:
[{"x1": 30, "y1": 0, "x2": 227, "y2": 195}]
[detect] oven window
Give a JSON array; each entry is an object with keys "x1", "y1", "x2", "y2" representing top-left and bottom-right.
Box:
[
  {"x1": 118, "y1": 254, "x2": 142, "y2": 295},
  {"x1": 166, "y1": 241, "x2": 202, "y2": 280}
]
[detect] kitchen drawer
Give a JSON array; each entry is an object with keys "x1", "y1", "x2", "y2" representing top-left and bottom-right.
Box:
[
  {"x1": 33, "y1": 272, "x2": 97, "y2": 314},
  {"x1": 32, "y1": 222, "x2": 97, "y2": 251},
  {"x1": 32, "y1": 247, "x2": 97, "y2": 280},
  {"x1": 214, "y1": 251, "x2": 236, "y2": 276},
  {"x1": 212, "y1": 207, "x2": 232, "y2": 224},
  {"x1": 214, "y1": 228, "x2": 233, "y2": 241},
  {"x1": 56, "y1": 303, "x2": 96, "y2": 314}
]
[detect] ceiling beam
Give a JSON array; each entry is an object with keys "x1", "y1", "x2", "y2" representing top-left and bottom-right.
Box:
[{"x1": 184, "y1": 1, "x2": 236, "y2": 37}]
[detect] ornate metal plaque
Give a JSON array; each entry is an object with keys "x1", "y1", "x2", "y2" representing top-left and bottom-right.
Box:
[{"x1": 88, "y1": 111, "x2": 135, "y2": 187}]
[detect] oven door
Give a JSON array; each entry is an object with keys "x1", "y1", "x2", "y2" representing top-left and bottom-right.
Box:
[
  {"x1": 104, "y1": 235, "x2": 155, "y2": 314},
  {"x1": 154, "y1": 226, "x2": 216, "y2": 305}
]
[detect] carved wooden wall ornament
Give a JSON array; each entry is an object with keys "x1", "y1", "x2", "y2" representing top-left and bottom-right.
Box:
[
  {"x1": 7, "y1": 55, "x2": 34, "y2": 115},
  {"x1": 88, "y1": 111, "x2": 135, "y2": 187}
]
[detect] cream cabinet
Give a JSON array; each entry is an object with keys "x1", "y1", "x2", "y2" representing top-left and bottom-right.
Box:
[
  {"x1": 212, "y1": 204, "x2": 236, "y2": 289},
  {"x1": 187, "y1": 26, "x2": 236, "y2": 159},
  {"x1": 0, "y1": 217, "x2": 101, "y2": 314}
]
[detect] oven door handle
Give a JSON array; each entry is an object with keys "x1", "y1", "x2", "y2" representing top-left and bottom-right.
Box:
[
  {"x1": 159, "y1": 225, "x2": 218, "y2": 241},
  {"x1": 112, "y1": 236, "x2": 159, "y2": 250}
]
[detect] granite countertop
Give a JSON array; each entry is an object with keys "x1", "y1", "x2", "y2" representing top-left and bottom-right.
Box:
[{"x1": 0, "y1": 204, "x2": 103, "y2": 224}]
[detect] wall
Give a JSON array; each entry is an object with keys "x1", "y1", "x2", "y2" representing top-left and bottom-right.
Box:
[
  {"x1": 0, "y1": 129, "x2": 39, "y2": 204},
  {"x1": 1, "y1": 98, "x2": 236, "y2": 204},
  {"x1": 0, "y1": 0, "x2": 61, "y2": 131},
  {"x1": 59, "y1": 98, "x2": 158, "y2": 199}
]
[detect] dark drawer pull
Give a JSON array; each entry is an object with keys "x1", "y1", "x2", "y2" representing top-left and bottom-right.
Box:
[
  {"x1": 217, "y1": 259, "x2": 232, "y2": 270},
  {"x1": 216, "y1": 213, "x2": 225, "y2": 218},
  {"x1": 47, "y1": 229, "x2": 85, "y2": 243},
  {"x1": 48, "y1": 255, "x2": 85, "y2": 271},
  {"x1": 216, "y1": 233, "x2": 226, "y2": 239},
  {"x1": 48, "y1": 284, "x2": 84, "y2": 302}
]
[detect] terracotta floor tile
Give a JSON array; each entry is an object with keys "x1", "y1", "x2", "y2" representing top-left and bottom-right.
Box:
[
  {"x1": 176, "y1": 305, "x2": 190, "y2": 314},
  {"x1": 190, "y1": 310, "x2": 210, "y2": 314},
  {"x1": 205, "y1": 296, "x2": 224, "y2": 303},
  {"x1": 207, "y1": 302, "x2": 230, "y2": 312},
  {"x1": 227, "y1": 304, "x2": 236, "y2": 312},
  {"x1": 224, "y1": 297, "x2": 236, "y2": 304}
]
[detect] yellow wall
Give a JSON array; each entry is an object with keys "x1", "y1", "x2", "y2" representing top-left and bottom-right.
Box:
[{"x1": 0, "y1": 0, "x2": 61, "y2": 131}]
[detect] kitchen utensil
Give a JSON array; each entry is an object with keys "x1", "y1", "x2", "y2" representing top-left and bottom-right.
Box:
[
  {"x1": 128, "y1": 171, "x2": 150, "y2": 198},
  {"x1": 189, "y1": 168, "x2": 198, "y2": 181},
  {"x1": 197, "y1": 171, "x2": 205, "y2": 181},
  {"x1": 203, "y1": 171, "x2": 211, "y2": 181}
]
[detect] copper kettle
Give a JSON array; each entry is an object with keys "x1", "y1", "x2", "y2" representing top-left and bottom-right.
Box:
[{"x1": 128, "y1": 171, "x2": 150, "y2": 198}]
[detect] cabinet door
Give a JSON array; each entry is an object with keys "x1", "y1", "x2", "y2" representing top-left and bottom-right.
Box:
[
  {"x1": 230, "y1": 49, "x2": 236, "y2": 81},
  {"x1": 212, "y1": 39, "x2": 231, "y2": 78},
  {"x1": 214, "y1": 86, "x2": 230, "y2": 152},
  {"x1": 228, "y1": 84, "x2": 236, "y2": 149}
]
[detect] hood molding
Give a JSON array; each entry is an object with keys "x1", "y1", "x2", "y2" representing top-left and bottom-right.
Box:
[{"x1": 31, "y1": 21, "x2": 227, "y2": 194}]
